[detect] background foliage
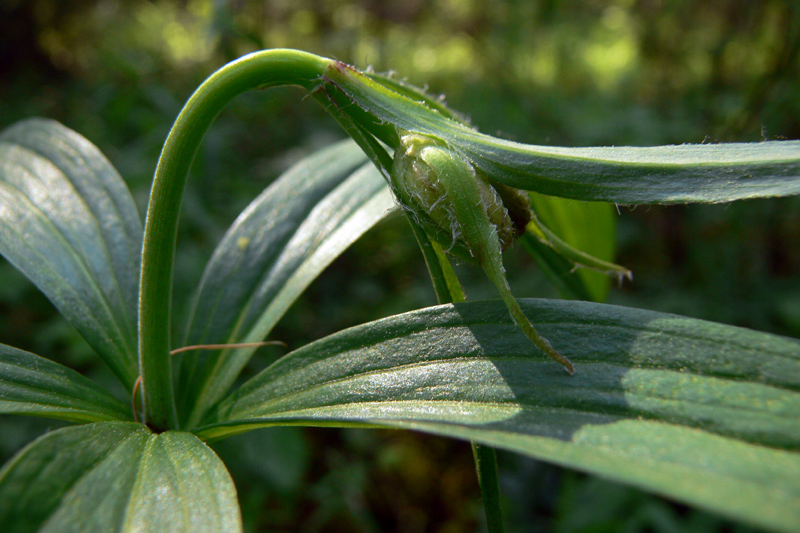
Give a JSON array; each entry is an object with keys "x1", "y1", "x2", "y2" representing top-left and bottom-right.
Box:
[{"x1": 1, "y1": 0, "x2": 798, "y2": 531}]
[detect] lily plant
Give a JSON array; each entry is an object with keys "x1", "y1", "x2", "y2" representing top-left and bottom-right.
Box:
[{"x1": 1, "y1": 49, "x2": 799, "y2": 532}]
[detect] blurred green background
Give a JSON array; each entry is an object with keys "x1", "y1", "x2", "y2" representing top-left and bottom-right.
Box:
[{"x1": 1, "y1": 0, "x2": 798, "y2": 531}]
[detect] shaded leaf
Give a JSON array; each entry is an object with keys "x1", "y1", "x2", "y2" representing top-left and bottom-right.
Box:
[
  {"x1": 0, "y1": 119, "x2": 142, "y2": 389},
  {"x1": 198, "y1": 299, "x2": 800, "y2": 532},
  {"x1": 0, "y1": 422, "x2": 241, "y2": 532},
  {"x1": 319, "y1": 63, "x2": 800, "y2": 204},
  {"x1": 0, "y1": 343, "x2": 130, "y2": 423},
  {"x1": 178, "y1": 139, "x2": 394, "y2": 428}
]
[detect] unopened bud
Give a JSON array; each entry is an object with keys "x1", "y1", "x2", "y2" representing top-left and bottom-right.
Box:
[
  {"x1": 390, "y1": 132, "x2": 574, "y2": 374},
  {"x1": 390, "y1": 133, "x2": 531, "y2": 260}
]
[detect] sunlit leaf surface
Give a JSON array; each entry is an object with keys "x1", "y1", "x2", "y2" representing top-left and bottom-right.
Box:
[
  {"x1": 199, "y1": 299, "x2": 800, "y2": 532},
  {"x1": 0, "y1": 119, "x2": 142, "y2": 389},
  {"x1": 178, "y1": 139, "x2": 394, "y2": 427}
]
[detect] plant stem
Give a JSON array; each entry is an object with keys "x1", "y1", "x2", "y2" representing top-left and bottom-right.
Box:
[
  {"x1": 406, "y1": 218, "x2": 465, "y2": 304},
  {"x1": 139, "y1": 49, "x2": 332, "y2": 430},
  {"x1": 472, "y1": 443, "x2": 505, "y2": 533},
  {"x1": 409, "y1": 219, "x2": 505, "y2": 533}
]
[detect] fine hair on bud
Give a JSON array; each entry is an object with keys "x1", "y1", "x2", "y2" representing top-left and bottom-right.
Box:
[{"x1": 390, "y1": 132, "x2": 532, "y2": 262}]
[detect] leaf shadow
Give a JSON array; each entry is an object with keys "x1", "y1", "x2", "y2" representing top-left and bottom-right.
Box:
[
  {"x1": 448, "y1": 298, "x2": 636, "y2": 442},
  {"x1": 447, "y1": 297, "x2": 800, "y2": 448}
]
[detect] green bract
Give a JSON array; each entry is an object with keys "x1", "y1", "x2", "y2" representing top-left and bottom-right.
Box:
[
  {"x1": 390, "y1": 131, "x2": 575, "y2": 373},
  {"x1": 318, "y1": 59, "x2": 800, "y2": 203}
]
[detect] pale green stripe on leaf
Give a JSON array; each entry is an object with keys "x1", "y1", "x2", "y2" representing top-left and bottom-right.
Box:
[
  {"x1": 0, "y1": 119, "x2": 142, "y2": 388},
  {"x1": 178, "y1": 139, "x2": 393, "y2": 428},
  {"x1": 0, "y1": 422, "x2": 241, "y2": 533},
  {"x1": 0, "y1": 343, "x2": 131, "y2": 423},
  {"x1": 196, "y1": 298, "x2": 799, "y2": 531}
]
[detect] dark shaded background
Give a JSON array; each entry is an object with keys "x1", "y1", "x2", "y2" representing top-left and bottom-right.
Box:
[{"x1": 1, "y1": 0, "x2": 799, "y2": 531}]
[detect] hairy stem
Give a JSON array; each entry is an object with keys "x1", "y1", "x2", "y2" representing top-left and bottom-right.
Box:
[{"x1": 139, "y1": 49, "x2": 332, "y2": 430}]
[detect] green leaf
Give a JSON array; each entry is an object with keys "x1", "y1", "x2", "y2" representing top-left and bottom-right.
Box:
[
  {"x1": 198, "y1": 299, "x2": 800, "y2": 532},
  {"x1": 0, "y1": 119, "x2": 143, "y2": 389},
  {"x1": 524, "y1": 194, "x2": 619, "y2": 301},
  {"x1": 0, "y1": 422, "x2": 241, "y2": 532},
  {"x1": 0, "y1": 343, "x2": 130, "y2": 423},
  {"x1": 177, "y1": 139, "x2": 394, "y2": 428},
  {"x1": 320, "y1": 63, "x2": 800, "y2": 204}
]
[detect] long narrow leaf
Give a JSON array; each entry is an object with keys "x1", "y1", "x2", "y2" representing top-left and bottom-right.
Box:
[
  {"x1": 178, "y1": 139, "x2": 394, "y2": 428},
  {"x1": 0, "y1": 422, "x2": 241, "y2": 532},
  {"x1": 0, "y1": 119, "x2": 142, "y2": 388},
  {"x1": 0, "y1": 343, "x2": 130, "y2": 423},
  {"x1": 320, "y1": 63, "x2": 800, "y2": 204},
  {"x1": 198, "y1": 299, "x2": 800, "y2": 532}
]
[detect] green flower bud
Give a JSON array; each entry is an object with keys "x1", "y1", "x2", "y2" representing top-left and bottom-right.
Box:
[
  {"x1": 391, "y1": 132, "x2": 531, "y2": 261},
  {"x1": 390, "y1": 131, "x2": 574, "y2": 374}
]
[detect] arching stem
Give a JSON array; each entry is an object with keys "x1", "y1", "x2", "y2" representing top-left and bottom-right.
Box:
[{"x1": 138, "y1": 49, "x2": 333, "y2": 430}]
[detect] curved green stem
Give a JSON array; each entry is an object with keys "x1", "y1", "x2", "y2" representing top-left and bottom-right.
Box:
[{"x1": 139, "y1": 49, "x2": 332, "y2": 430}]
